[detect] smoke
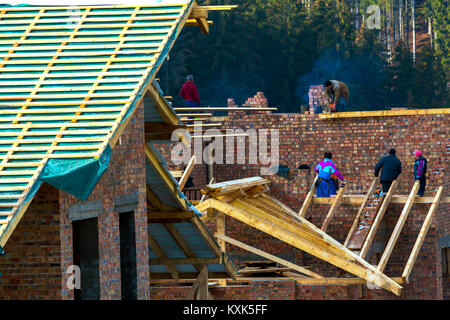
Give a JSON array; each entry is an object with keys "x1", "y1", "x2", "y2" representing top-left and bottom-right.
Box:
[{"x1": 296, "y1": 45, "x2": 387, "y2": 110}]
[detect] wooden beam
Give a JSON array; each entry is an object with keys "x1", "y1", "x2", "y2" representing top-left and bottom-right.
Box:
[
  {"x1": 238, "y1": 267, "x2": 293, "y2": 274},
  {"x1": 321, "y1": 184, "x2": 346, "y2": 232},
  {"x1": 273, "y1": 200, "x2": 404, "y2": 294},
  {"x1": 164, "y1": 223, "x2": 204, "y2": 272},
  {"x1": 402, "y1": 186, "x2": 444, "y2": 283},
  {"x1": 345, "y1": 178, "x2": 378, "y2": 247},
  {"x1": 234, "y1": 276, "x2": 405, "y2": 286},
  {"x1": 209, "y1": 198, "x2": 402, "y2": 295},
  {"x1": 186, "y1": 265, "x2": 210, "y2": 300},
  {"x1": 147, "y1": 82, "x2": 179, "y2": 126},
  {"x1": 195, "y1": 198, "x2": 212, "y2": 214},
  {"x1": 150, "y1": 272, "x2": 229, "y2": 281},
  {"x1": 203, "y1": 177, "x2": 270, "y2": 197},
  {"x1": 298, "y1": 175, "x2": 318, "y2": 218},
  {"x1": 215, "y1": 234, "x2": 324, "y2": 279},
  {"x1": 148, "y1": 233, "x2": 179, "y2": 280},
  {"x1": 148, "y1": 211, "x2": 193, "y2": 221},
  {"x1": 318, "y1": 108, "x2": 450, "y2": 119},
  {"x1": 232, "y1": 198, "x2": 356, "y2": 261},
  {"x1": 216, "y1": 212, "x2": 227, "y2": 286},
  {"x1": 150, "y1": 257, "x2": 219, "y2": 265},
  {"x1": 146, "y1": 185, "x2": 163, "y2": 210},
  {"x1": 179, "y1": 155, "x2": 196, "y2": 191},
  {"x1": 144, "y1": 143, "x2": 187, "y2": 210},
  {"x1": 199, "y1": 178, "x2": 215, "y2": 203},
  {"x1": 191, "y1": 216, "x2": 237, "y2": 280},
  {"x1": 313, "y1": 195, "x2": 450, "y2": 204},
  {"x1": 174, "y1": 107, "x2": 277, "y2": 111},
  {"x1": 360, "y1": 180, "x2": 398, "y2": 259},
  {"x1": 377, "y1": 181, "x2": 420, "y2": 272}
]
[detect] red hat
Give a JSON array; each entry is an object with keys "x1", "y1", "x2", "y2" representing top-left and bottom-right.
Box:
[{"x1": 414, "y1": 150, "x2": 422, "y2": 157}]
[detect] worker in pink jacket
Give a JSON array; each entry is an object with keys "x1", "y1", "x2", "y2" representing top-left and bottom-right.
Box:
[{"x1": 314, "y1": 152, "x2": 345, "y2": 197}]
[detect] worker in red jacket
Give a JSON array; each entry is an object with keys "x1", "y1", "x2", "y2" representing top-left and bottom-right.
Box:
[{"x1": 180, "y1": 74, "x2": 201, "y2": 107}]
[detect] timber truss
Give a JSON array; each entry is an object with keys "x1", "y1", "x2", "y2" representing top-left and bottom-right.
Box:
[{"x1": 195, "y1": 176, "x2": 446, "y2": 296}]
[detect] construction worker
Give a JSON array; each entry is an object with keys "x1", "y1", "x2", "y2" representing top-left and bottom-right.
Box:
[
  {"x1": 413, "y1": 150, "x2": 428, "y2": 197},
  {"x1": 324, "y1": 80, "x2": 349, "y2": 112},
  {"x1": 374, "y1": 148, "x2": 402, "y2": 196},
  {"x1": 314, "y1": 152, "x2": 345, "y2": 197},
  {"x1": 180, "y1": 74, "x2": 201, "y2": 107}
]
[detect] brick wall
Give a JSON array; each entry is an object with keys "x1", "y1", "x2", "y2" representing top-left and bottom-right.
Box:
[
  {"x1": 60, "y1": 101, "x2": 149, "y2": 300},
  {"x1": 0, "y1": 183, "x2": 62, "y2": 300},
  {"x1": 212, "y1": 110, "x2": 448, "y2": 299},
  {"x1": 155, "y1": 101, "x2": 448, "y2": 299}
]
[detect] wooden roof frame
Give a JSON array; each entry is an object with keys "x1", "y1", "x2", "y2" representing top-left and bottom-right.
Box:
[{"x1": 195, "y1": 176, "x2": 447, "y2": 295}]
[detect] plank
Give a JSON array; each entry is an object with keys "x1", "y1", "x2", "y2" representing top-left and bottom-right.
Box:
[
  {"x1": 360, "y1": 180, "x2": 398, "y2": 259},
  {"x1": 232, "y1": 198, "x2": 355, "y2": 261},
  {"x1": 178, "y1": 155, "x2": 196, "y2": 191},
  {"x1": 185, "y1": 265, "x2": 209, "y2": 300},
  {"x1": 321, "y1": 184, "x2": 346, "y2": 232},
  {"x1": 215, "y1": 233, "x2": 323, "y2": 279},
  {"x1": 298, "y1": 175, "x2": 318, "y2": 218},
  {"x1": 402, "y1": 187, "x2": 444, "y2": 283},
  {"x1": 234, "y1": 276, "x2": 404, "y2": 285},
  {"x1": 345, "y1": 178, "x2": 379, "y2": 247},
  {"x1": 377, "y1": 181, "x2": 420, "y2": 272},
  {"x1": 148, "y1": 232, "x2": 179, "y2": 280},
  {"x1": 164, "y1": 223, "x2": 204, "y2": 272},
  {"x1": 174, "y1": 107, "x2": 277, "y2": 111},
  {"x1": 318, "y1": 108, "x2": 450, "y2": 119},
  {"x1": 210, "y1": 198, "x2": 402, "y2": 295}
]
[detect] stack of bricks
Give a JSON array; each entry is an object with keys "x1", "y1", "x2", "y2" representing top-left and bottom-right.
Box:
[
  {"x1": 242, "y1": 92, "x2": 271, "y2": 115},
  {"x1": 308, "y1": 85, "x2": 327, "y2": 113}
]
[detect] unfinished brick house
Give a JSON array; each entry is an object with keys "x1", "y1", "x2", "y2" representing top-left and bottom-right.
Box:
[
  {"x1": 0, "y1": 1, "x2": 236, "y2": 300},
  {"x1": 157, "y1": 94, "x2": 449, "y2": 300},
  {"x1": 0, "y1": 1, "x2": 448, "y2": 301}
]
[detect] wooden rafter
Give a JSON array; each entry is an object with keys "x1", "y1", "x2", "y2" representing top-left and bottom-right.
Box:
[
  {"x1": 402, "y1": 186, "x2": 444, "y2": 283},
  {"x1": 215, "y1": 234, "x2": 323, "y2": 279},
  {"x1": 185, "y1": 265, "x2": 211, "y2": 300},
  {"x1": 148, "y1": 233, "x2": 179, "y2": 280},
  {"x1": 377, "y1": 181, "x2": 420, "y2": 272},
  {"x1": 360, "y1": 180, "x2": 398, "y2": 259},
  {"x1": 345, "y1": 178, "x2": 379, "y2": 247},
  {"x1": 179, "y1": 155, "x2": 196, "y2": 191},
  {"x1": 207, "y1": 197, "x2": 402, "y2": 295},
  {"x1": 164, "y1": 223, "x2": 204, "y2": 273},
  {"x1": 144, "y1": 143, "x2": 187, "y2": 210},
  {"x1": 298, "y1": 175, "x2": 318, "y2": 218},
  {"x1": 321, "y1": 184, "x2": 346, "y2": 232}
]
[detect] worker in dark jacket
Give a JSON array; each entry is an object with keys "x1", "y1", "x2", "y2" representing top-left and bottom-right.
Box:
[
  {"x1": 413, "y1": 150, "x2": 428, "y2": 196},
  {"x1": 324, "y1": 80, "x2": 349, "y2": 112},
  {"x1": 180, "y1": 74, "x2": 201, "y2": 107},
  {"x1": 374, "y1": 148, "x2": 402, "y2": 196}
]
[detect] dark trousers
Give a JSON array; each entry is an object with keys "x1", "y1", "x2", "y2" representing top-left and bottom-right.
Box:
[
  {"x1": 417, "y1": 177, "x2": 426, "y2": 196},
  {"x1": 380, "y1": 180, "x2": 393, "y2": 193}
]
